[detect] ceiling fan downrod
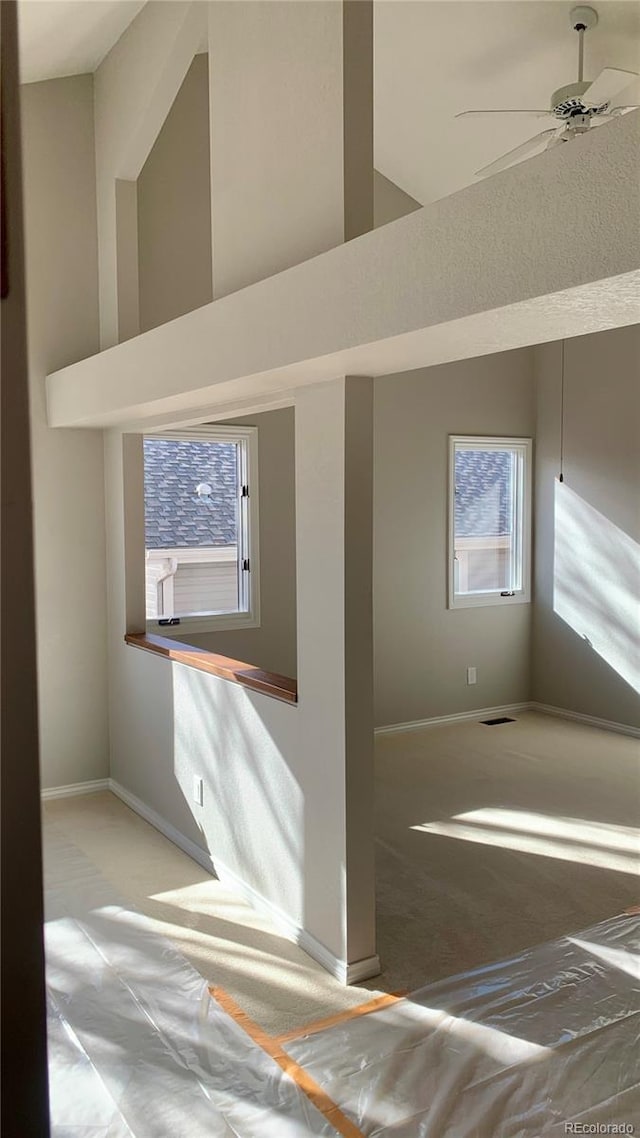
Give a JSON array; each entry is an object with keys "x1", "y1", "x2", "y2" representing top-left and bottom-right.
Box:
[
  {"x1": 550, "y1": 7, "x2": 599, "y2": 113},
  {"x1": 570, "y1": 6, "x2": 598, "y2": 83}
]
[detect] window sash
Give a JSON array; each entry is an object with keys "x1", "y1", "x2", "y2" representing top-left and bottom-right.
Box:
[
  {"x1": 143, "y1": 425, "x2": 259, "y2": 633},
  {"x1": 448, "y1": 436, "x2": 532, "y2": 609}
]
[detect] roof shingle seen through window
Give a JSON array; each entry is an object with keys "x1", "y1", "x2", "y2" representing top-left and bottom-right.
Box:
[
  {"x1": 144, "y1": 439, "x2": 238, "y2": 549},
  {"x1": 455, "y1": 450, "x2": 512, "y2": 537}
]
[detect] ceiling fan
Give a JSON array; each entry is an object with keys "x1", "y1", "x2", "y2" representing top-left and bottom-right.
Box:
[{"x1": 456, "y1": 5, "x2": 640, "y2": 178}]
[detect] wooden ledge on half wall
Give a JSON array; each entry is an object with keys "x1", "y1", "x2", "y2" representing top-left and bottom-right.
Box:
[{"x1": 124, "y1": 632, "x2": 297, "y2": 705}]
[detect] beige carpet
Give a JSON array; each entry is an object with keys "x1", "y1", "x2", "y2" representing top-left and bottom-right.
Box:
[
  {"x1": 44, "y1": 711, "x2": 639, "y2": 1033},
  {"x1": 43, "y1": 792, "x2": 379, "y2": 1038},
  {"x1": 373, "y1": 710, "x2": 639, "y2": 992}
]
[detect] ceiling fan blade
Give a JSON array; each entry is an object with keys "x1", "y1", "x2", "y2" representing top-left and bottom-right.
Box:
[
  {"x1": 475, "y1": 129, "x2": 558, "y2": 178},
  {"x1": 609, "y1": 105, "x2": 640, "y2": 115},
  {"x1": 545, "y1": 125, "x2": 570, "y2": 149},
  {"x1": 456, "y1": 109, "x2": 552, "y2": 119},
  {"x1": 582, "y1": 67, "x2": 640, "y2": 107}
]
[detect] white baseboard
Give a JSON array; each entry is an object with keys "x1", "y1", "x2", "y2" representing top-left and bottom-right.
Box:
[
  {"x1": 344, "y1": 954, "x2": 382, "y2": 985},
  {"x1": 41, "y1": 778, "x2": 110, "y2": 801},
  {"x1": 530, "y1": 702, "x2": 640, "y2": 740},
  {"x1": 213, "y1": 855, "x2": 380, "y2": 984},
  {"x1": 108, "y1": 779, "x2": 215, "y2": 875},
  {"x1": 108, "y1": 779, "x2": 379, "y2": 985},
  {"x1": 375, "y1": 703, "x2": 529, "y2": 737},
  {"x1": 375, "y1": 701, "x2": 640, "y2": 740}
]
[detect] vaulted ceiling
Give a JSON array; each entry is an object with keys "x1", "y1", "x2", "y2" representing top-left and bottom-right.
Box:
[
  {"x1": 17, "y1": 0, "x2": 640, "y2": 203},
  {"x1": 375, "y1": 1, "x2": 640, "y2": 204},
  {"x1": 17, "y1": 0, "x2": 144, "y2": 83}
]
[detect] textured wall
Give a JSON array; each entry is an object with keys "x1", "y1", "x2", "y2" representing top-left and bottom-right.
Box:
[
  {"x1": 21, "y1": 76, "x2": 109, "y2": 788},
  {"x1": 532, "y1": 325, "x2": 640, "y2": 727},
  {"x1": 374, "y1": 348, "x2": 535, "y2": 727}
]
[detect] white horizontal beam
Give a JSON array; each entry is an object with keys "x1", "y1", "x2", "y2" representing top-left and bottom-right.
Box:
[{"x1": 47, "y1": 112, "x2": 640, "y2": 429}]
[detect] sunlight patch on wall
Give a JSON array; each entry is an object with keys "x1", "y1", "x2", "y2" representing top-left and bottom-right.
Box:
[
  {"x1": 411, "y1": 807, "x2": 639, "y2": 874},
  {"x1": 554, "y1": 480, "x2": 640, "y2": 694}
]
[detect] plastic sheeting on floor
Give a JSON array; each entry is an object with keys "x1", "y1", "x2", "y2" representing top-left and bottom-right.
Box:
[
  {"x1": 44, "y1": 821, "x2": 341, "y2": 1138},
  {"x1": 278, "y1": 913, "x2": 640, "y2": 1137},
  {"x1": 45, "y1": 814, "x2": 639, "y2": 1137}
]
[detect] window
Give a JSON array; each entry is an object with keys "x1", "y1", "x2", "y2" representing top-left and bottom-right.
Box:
[
  {"x1": 143, "y1": 425, "x2": 259, "y2": 634},
  {"x1": 448, "y1": 436, "x2": 531, "y2": 608}
]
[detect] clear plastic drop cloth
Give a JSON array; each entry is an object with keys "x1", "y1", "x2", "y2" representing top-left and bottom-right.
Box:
[
  {"x1": 283, "y1": 913, "x2": 640, "y2": 1138},
  {"x1": 44, "y1": 821, "x2": 339, "y2": 1138}
]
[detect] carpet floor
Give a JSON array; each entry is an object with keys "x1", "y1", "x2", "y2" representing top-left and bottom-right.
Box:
[
  {"x1": 372, "y1": 710, "x2": 639, "y2": 992},
  {"x1": 44, "y1": 711, "x2": 639, "y2": 1033}
]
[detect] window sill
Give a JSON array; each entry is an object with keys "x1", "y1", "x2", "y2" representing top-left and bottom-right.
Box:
[
  {"x1": 125, "y1": 633, "x2": 297, "y2": 705},
  {"x1": 449, "y1": 591, "x2": 531, "y2": 610},
  {"x1": 147, "y1": 613, "x2": 260, "y2": 637}
]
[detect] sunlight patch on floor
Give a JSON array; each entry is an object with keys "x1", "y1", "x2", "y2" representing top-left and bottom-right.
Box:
[{"x1": 412, "y1": 807, "x2": 640, "y2": 874}]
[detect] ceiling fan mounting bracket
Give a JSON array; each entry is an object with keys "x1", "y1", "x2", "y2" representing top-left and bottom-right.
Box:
[{"x1": 570, "y1": 6, "x2": 598, "y2": 33}]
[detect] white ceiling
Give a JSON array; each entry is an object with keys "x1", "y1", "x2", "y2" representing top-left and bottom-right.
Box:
[
  {"x1": 17, "y1": 0, "x2": 144, "y2": 84},
  {"x1": 375, "y1": 1, "x2": 640, "y2": 204},
  {"x1": 16, "y1": 1, "x2": 640, "y2": 202}
]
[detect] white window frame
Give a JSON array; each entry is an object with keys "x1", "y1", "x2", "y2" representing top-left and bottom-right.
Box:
[
  {"x1": 144, "y1": 425, "x2": 260, "y2": 636},
  {"x1": 448, "y1": 435, "x2": 532, "y2": 610}
]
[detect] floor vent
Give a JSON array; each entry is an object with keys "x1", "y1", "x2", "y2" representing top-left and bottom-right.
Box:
[{"x1": 481, "y1": 716, "x2": 516, "y2": 725}]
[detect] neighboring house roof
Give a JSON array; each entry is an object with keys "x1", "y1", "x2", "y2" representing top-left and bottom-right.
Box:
[
  {"x1": 454, "y1": 450, "x2": 511, "y2": 537},
  {"x1": 144, "y1": 437, "x2": 510, "y2": 549},
  {"x1": 143, "y1": 439, "x2": 237, "y2": 549}
]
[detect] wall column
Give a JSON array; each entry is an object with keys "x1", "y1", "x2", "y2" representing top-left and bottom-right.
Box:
[
  {"x1": 295, "y1": 377, "x2": 377, "y2": 978},
  {"x1": 94, "y1": 0, "x2": 206, "y2": 347},
  {"x1": 208, "y1": 0, "x2": 373, "y2": 299}
]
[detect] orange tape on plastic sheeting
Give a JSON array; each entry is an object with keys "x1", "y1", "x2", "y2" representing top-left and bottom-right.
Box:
[
  {"x1": 209, "y1": 986, "x2": 366, "y2": 1138},
  {"x1": 276, "y1": 992, "x2": 404, "y2": 1045}
]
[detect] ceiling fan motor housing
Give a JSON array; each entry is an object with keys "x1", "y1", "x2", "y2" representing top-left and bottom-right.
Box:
[{"x1": 551, "y1": 80, "x2": 591, "y2": 110}]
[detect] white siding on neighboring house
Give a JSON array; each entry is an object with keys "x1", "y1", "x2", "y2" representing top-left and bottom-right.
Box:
[
  {"x1": 455, "y1": 536, "x2": 510, "y2": 593},
  {"x1": 145, "y1": 546, "x2": 238, "y2": 619}
]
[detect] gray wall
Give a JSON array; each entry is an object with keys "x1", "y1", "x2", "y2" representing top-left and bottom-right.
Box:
[
  {"x1": 21, "y1": 75, "x2": 109, "y2": 788},
  {"x1": 191, "y1": 407, "x2": 297, "y2": 679},
  {"x1": 208, "y1": 0, "x2": 345, "y2": 299},
  {"x1": 532, "y1": 325, "x2": 640, "y2": 728},
  {"x1": 373, "y1": 170, "x2": 421, "y2": 227},
  {"x1": 373, "y1": 348, "x2": 535, "y2": 728},
  {"x1": 137, "y1": 53, "x2": 212, "y2": 333},
  {"x1": 104, "y1": 379, "x2": 379, "y2": 971}
]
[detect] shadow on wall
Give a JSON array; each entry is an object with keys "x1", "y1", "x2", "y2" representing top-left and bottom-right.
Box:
[
  {"x1": 171, "y1": 664, "x2": 303, "y2": 905},
  {"x1": 553, "y1": 480, "x2": 640, "y2": 696},
  {"x1": 165, "y1": 662, "x2": 356, "y2": 961}
]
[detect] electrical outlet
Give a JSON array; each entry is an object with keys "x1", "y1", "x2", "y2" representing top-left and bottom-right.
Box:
[
  {"x1": 193, "y1": 776, "x2": 204, "y2": 807},
  {"x1": 467, "y1": 667, "x2": 477, "y2": 686}
]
